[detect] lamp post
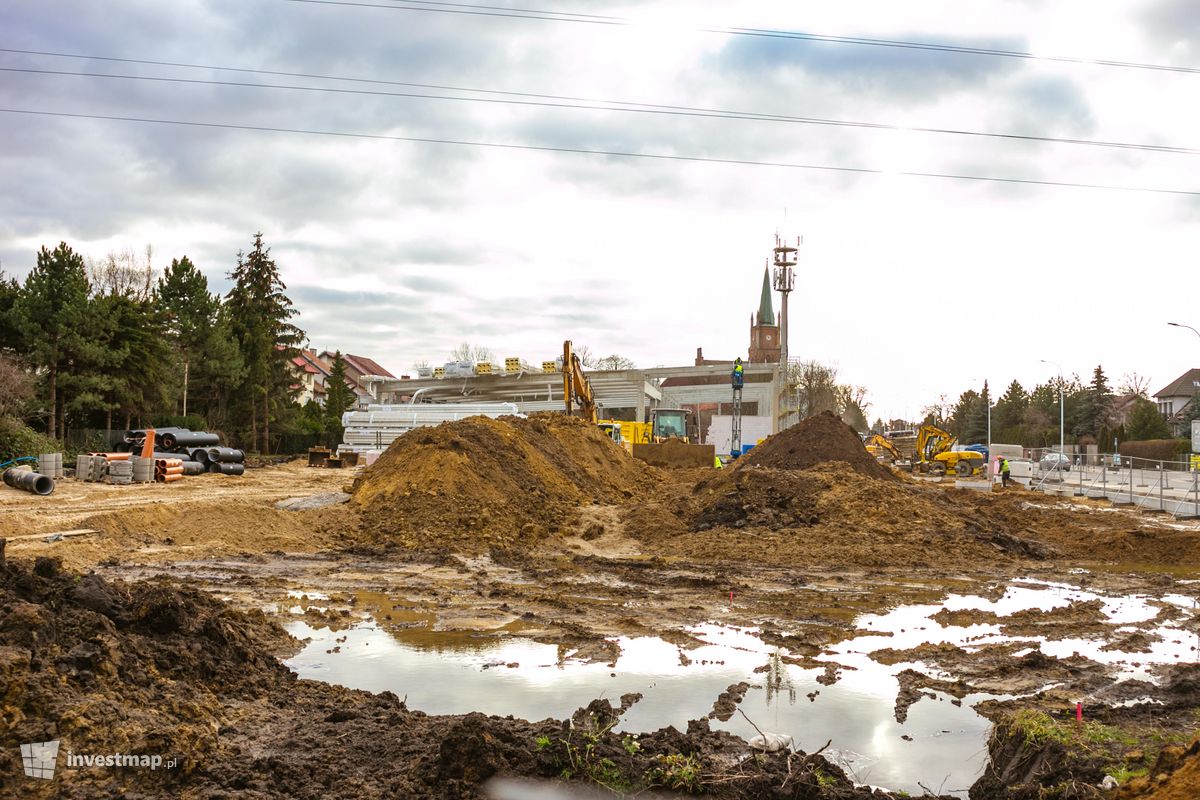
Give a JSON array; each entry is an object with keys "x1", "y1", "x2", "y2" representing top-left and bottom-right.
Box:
[
  {"x1": 1168, "y1": 322, "x2": 1200, "y2": 341},
  {"x1": 1041, "y1": 359, "x2": 1064, "y2": 459}
]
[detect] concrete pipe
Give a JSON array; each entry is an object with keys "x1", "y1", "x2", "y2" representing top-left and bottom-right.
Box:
[
  {"x1": 210, "y1": 462, "x2": 245, "y2": 476},
  {"x1": 3, "y1": 468, "x2": 55, "y2": 495},
  {"x1": 206, "y1": 447, "x2": 245, "y2": 464}
]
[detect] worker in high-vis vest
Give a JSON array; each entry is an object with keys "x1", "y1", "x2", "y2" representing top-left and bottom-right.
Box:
[
  {"x1": 1000, "y1": 457, "x2": 1011, "y2": 487},
  {"x1": 714, "y1": 455, "x2": 724, "y2": 469},
  {"x1": 732, "y1": 358, "x2": 744, "y2": 388}
]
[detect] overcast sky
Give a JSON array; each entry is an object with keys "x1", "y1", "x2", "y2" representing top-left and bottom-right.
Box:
[{"x1": 2, "y1": 0, "x2": 1198, "y2": 422}]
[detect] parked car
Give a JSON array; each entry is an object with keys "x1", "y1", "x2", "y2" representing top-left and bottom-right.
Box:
[{"x1": 1040, "y1": 452, "x2": 1071, "y2": 471}]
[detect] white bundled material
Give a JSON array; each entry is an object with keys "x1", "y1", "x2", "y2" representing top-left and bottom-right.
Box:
[{"x1": 338, "y1": 403, "x2": 522, "y2": 454}]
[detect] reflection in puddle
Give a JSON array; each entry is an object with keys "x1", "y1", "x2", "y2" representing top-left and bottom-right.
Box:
[
  {"x1": 283, "y1": 578, "x2": 1196, "y2": 798},
  {"x1": 285, "y1": 619, "x2": 992, "y2": 797}
]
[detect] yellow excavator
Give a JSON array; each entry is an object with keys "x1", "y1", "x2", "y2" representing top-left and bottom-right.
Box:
[
  {"x1": 632, "y1": 408, "x2": 715, "y2": 468},
  {"x1": 562, "y1": 340, "x2": 598, "y2": 425},
  {"x1": 865, "y1": 433, "x2": 905, "y2": 464},
  {"x1": 912, "y1": 424, "x2": 984, "y2": 477}
]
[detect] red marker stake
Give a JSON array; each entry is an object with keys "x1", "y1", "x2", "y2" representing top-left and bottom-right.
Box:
[
  {"x1": 1076, "y1": 702, "x2": 1083, "y2": 722},
  {"x1": 729, "y1": 591, "x2": 734, "y2": 602}
]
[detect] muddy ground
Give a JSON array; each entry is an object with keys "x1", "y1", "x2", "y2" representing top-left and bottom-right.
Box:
[{"x1": 3, "y1": 413, "x2": 1200, "y2": 798}]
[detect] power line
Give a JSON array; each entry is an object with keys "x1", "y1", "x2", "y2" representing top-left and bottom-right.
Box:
[
  {"x1": 282, "y1": 0, "x2": 1200, "y2": 76},
  {"x1": 2, "y1": 107, "x2": 1196, "y2": 197},
  {"x1": 2, "y1": 55, "x2": 1195, "y2": 156}
]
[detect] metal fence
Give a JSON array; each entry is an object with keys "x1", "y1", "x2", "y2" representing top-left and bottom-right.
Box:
[{"x1": 1019, "y1": 450, "x2": 1200, "y2": 518}]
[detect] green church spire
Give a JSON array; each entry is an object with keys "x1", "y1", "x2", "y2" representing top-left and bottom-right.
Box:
[{"x1": 756, "y1": 267, "x2": 775, "y2": 326}]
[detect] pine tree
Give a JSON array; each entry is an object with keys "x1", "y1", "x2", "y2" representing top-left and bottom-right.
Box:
[
  {"x1": 225, "y1": 233, "x2": 304, "y2": 452},
  {"x1": 13, "y1": 243, "x2": 91, "y2": 437},
  {"x1": 1127, "y1": 397, "x2": 1171, "y2": 441},
  {"x1": 0, "y1": 269, "x2": 20, "y2": 351},
  {"x1": 157, "y1": 256, "x2": 243, "y2": 422},
  {"x1": 324, "y1": 351, "x2": 356, "y2": 430},
  {"x1": 993, "y1": 380, "x2": 1028, "y2": 442}
]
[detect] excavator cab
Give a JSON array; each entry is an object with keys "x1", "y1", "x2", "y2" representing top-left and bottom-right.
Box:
[{"x1": 650, "y1": 409, "x2": 689, "y2": 442}]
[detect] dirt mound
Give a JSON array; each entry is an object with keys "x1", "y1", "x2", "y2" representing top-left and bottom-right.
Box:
[
  {"x1": 628, "y1": 463, "x2": 1052, "y2": 570},
  {"x1": 352, "y1": 414, "x2": 659, "y2": 552},
  {"x1": 737, "y1": 411, "x2": 897, "y2": 481}
]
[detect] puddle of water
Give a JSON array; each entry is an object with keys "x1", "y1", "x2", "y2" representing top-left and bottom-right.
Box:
[{"x1": 285, "y1": 618, "x2": 991, "y2": 797}]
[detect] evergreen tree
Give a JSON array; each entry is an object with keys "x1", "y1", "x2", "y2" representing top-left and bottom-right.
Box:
[
  {"x1": 1126, "y1": 397, "x2": 1171, "y2": 441},
  {"x1": 993, "y1": 380, "x2": 1028, "y2": 443},
  {"x1": 963, "y1": 381, "x2": 990, "y2": 443},
  {"x1": 0, "y1": 269, "x2": 20, "y2": 351},
  {"x1": 157, "y1": 256, "x2": 243, "y2": 422},
  {"x1": 225, "y1": 233, "x2": 304, "y2": 452},
  {"x1": 948, "y1": 389, "x2": 980, "y2": 439},
  {"x1": 13, "y1": 243, "x2": 91, "y2": 437},
  {"x1": 324, "y1": 351, "x2": 356, "y2": 430}
]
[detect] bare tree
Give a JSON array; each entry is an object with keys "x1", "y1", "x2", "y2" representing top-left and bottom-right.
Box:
[
  {"x1": 593, "y1": 354, "x2": 635, "y2": 370},
  {"x1": 1118, "y1": 372, "x2": 1152, "y2": 398},
  {"x1": 448, "y1": 342, "x2": 494, "y2": 363},
  {"x1": 0, "y1": 353, "x2": 32, "y2": 418},
  {"x1": 88, "y1": 246, "x2": 155, "y2": 299}
]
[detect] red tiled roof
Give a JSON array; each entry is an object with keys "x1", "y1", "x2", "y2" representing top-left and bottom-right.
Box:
[{"x1": 343, "y1": 353, "x2": 395, "y2": 378}]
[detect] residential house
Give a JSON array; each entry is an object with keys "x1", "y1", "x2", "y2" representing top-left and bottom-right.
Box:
[
  {"x1": 1153, "y1": 368, "x2": 1200, "y2": 435},
  {"x1": 318, "y1": 351, "x2": 397, "y2": 409}
]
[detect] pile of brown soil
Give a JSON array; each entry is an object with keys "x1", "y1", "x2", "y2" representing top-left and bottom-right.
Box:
[
  {"x1": 628, "y1": 463, "x2": 1052, "y2": 570},
  {"x1": 352, "y1": 414, "x2": 659, "y2": 552},
  {"x1": 737, "y1": 411, "x2": 897, "y2": 481}
]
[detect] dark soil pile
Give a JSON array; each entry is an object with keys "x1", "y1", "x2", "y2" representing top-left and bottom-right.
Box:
[
  {"x1": 737, "y1": 411, "x2": 897, "y2": 481},
  {"x1": 352, "y1": 413, "x2": 660, "y2": 553},
  {"x1": 0, "y1": 556, "x2": 909, "y2": 799}
]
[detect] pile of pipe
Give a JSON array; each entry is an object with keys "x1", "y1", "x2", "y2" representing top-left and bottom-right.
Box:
[
  {"x1": 117, "y1": 427, "x2": 246, "y2": 477},
  {"x1": 3, "y1": 466, "x2": 55, "y2": 495}
]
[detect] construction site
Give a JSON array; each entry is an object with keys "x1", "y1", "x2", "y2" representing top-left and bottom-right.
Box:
[{"x1": 0, "y1": 246, "x2": 1196, "y2": 800}]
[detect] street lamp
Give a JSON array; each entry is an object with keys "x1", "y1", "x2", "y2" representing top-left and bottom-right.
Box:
[
  {"x1": 1041, "y1": 359, "x2": 1064, "y2": 459},
  {"x1": 1168, "y1": 322, "x2": 1200, "y2": 340}
]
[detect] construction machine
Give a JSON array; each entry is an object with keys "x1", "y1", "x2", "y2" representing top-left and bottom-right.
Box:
[
  {"x1": 631, "y1": 407, "x2": 716, "y2": 468},
  {"x1": 912, "y1": 424, "x2": 985, "y2": 477},
  {"x1": 561, "y1": 340, "x2": 598, "y2": 424},
  {"x1": 865, "y1": 433, "x2": 906, "y2": 465}
]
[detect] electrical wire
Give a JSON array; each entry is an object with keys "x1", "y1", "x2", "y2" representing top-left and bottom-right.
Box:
[
  {"x1": 2, "y1": 57, "x2": 1195, "y2": 156},
  {"x1": 282, "y1": 0, "x2": 1200, "y2": 76},
  {"x1": 2, "y1": 107, "x2": 1196, "y2": 197}
]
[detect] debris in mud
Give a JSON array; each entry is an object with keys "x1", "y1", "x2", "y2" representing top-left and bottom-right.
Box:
[
  {"x1": 275, "y1": 491, "x2": 351, "y2": 511},
  {"x1": 351, "y1": 414, "x2": 658, "y2": 553},
  {"x1": 707, "y1": 681, "x2": 750, "y2": 721},
  {"x1": 737, "y1": 410, "x2": 898, "y2": 481}
]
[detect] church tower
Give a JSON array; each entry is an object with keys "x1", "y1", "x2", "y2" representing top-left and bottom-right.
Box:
[{"x1": 748, "y1": 267, "x2": 781, "y2": 363}]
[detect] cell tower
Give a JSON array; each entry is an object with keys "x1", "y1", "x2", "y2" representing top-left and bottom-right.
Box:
[{"x1": 772, "y1": 234, "x2": 797, "y2": 366}]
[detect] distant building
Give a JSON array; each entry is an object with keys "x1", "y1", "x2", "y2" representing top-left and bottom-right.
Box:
[
  {"x1": 1153, "y1": 368, "x2": 1200, "y2": 435},
  {"x1": 747, "y1": 267, "x2": 781, "y2": 364},
  {"x1": 318, "y1": 351, "x2": 396, "y2": 408}
]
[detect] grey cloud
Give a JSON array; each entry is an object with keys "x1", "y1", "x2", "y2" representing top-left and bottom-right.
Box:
[
  {"x1": 398, "y1": 275, "x2": 457, "y2": 293},
  {"x1": 709, "y1": 32, "x2": 1025, "y2": 99},
  {"x1": 1139, "y1": 0, "x2": 1200, "y2": 48},
  {"x1": 1000, "y1": 76, "x2": 1094, "y2": 137}
]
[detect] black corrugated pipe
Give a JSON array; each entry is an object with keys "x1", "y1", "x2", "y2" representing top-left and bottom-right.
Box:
[
  {"x1": 181, "y1": 461, "x2": 205, "y2": 476},
  {"x1": 3, "y1": 468, "x2": 55, "y2": 495},
  {"x1": 190, "y1": 448, "x2": 210, "y2": 464},
  {"x1": 124, "y1": 426, "x2": 186, "y2": 442},
  {"x1": 162, "y1": 431, "x2": 220, "y2": 448},
  {"x1": 206, "y1": 447, "x2": 245, "y2": 464},
  {"x1": 209, "y1": 463, "x2": 245, "y2": 476}
]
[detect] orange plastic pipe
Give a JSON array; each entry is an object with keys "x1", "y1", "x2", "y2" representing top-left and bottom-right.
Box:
[{"x1": 140, "y1": 428, "x2": 156, "y2": 459}]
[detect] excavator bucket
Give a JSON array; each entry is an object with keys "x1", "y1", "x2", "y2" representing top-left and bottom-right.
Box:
[{"x1": 632, "y1": 439, "x2": 716, "y2": 469}]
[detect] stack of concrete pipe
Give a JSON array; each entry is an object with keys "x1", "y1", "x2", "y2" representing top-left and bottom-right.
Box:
[
  {"x1": 3, "y1": 466, "x2": 55, "y2": 495},
  {"x1": 76, "y1": 454, "x2": 109, "y2": 483},
  {"x1": 37, "y1": 453, "x2": 64, "y2": 479},
  {"x1": 132, "y1": 456, "x2": 155, "y2": 483}
]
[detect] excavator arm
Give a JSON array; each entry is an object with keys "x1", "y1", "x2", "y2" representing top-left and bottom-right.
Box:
[
  {"x1": 562, "y1": 340, "x2": 597, "y2": 424},
  {"x1": 865, "y1": 434, "x2": 903, "y2": 462}
]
